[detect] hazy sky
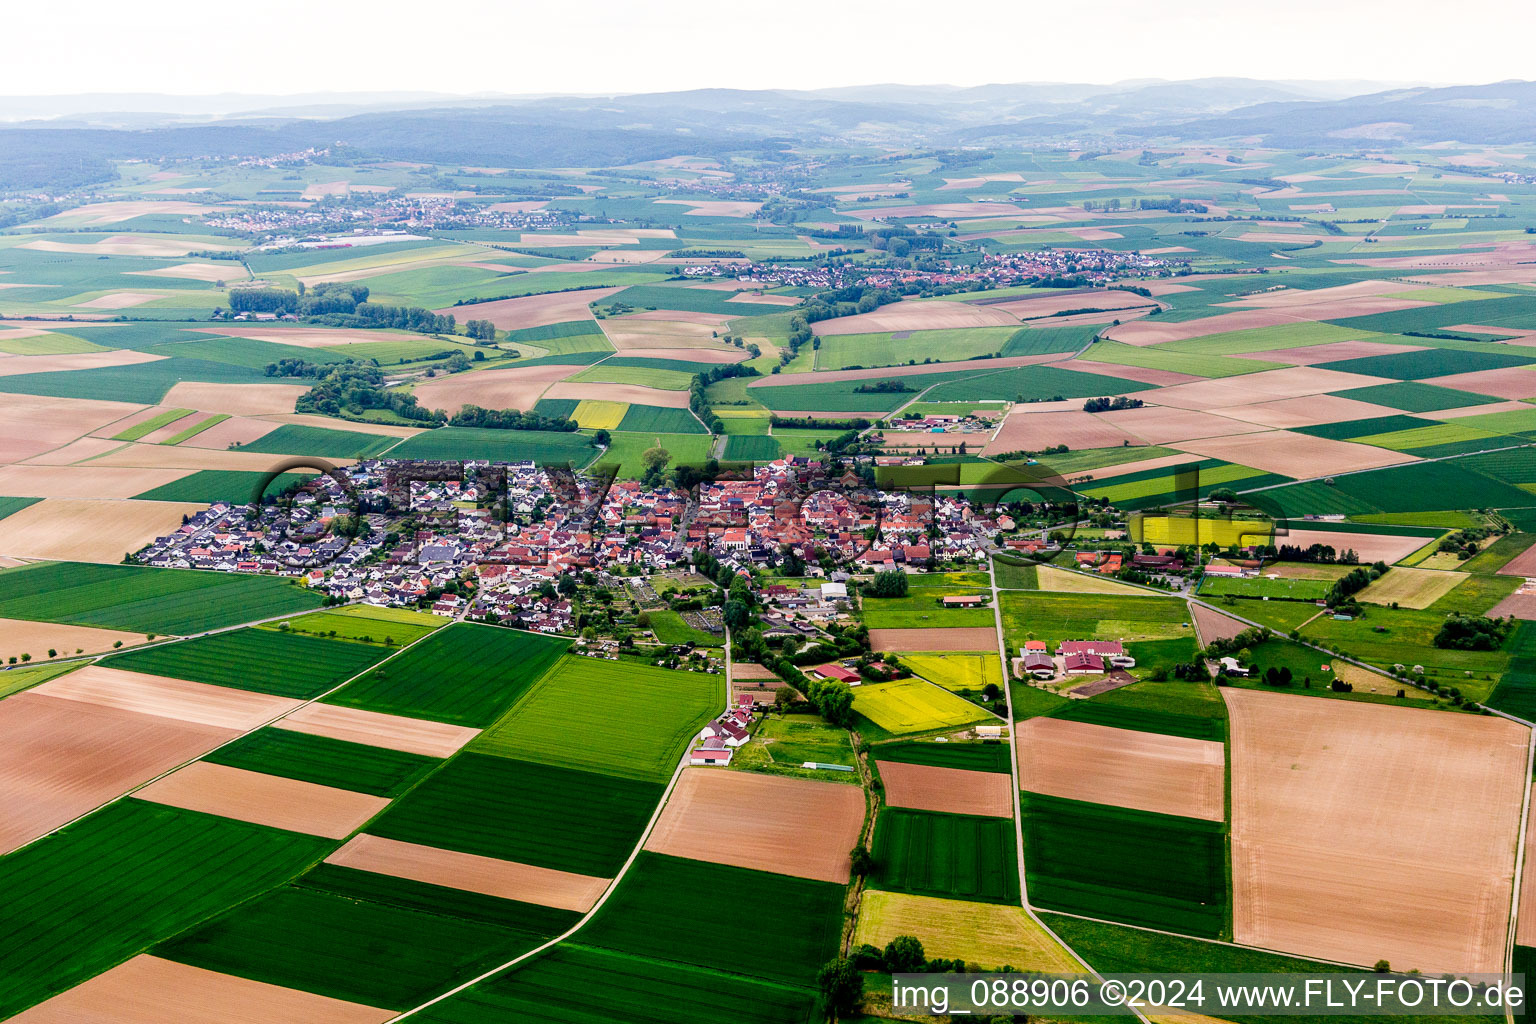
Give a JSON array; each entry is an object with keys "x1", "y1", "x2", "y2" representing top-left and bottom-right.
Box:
[{"x1": 8, "y1": 0, "x2": 1531, "y2": 97}]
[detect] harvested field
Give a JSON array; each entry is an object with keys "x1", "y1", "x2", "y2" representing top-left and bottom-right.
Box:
[
  {"x1": 988, "y1": 290, "x2": 1156, "y2": 319},
  {"x1": 196, "y1": 326, "x2": 442, "y2": 349},
  {"x1": 0, "y1": 692, "x2": 234, "y2": 855},
  {"x1": 1497, "y1": 538, "x2": 1536, "y2": 577},
  {"x1": 1106, "y1": 310, "x2": 1297, "y2": 346},
  {"x1": 326, "y1": 834, "x2": 607, "y2": 913},
  {"x1": 654, "y1": 198, "x2": 762, "y2": 217},
  {"x1": 134, "y1": 761, "x2": 388, "y2": 839},
  {"x1": 1488, "y1": 589, "x2": 1536, "y2": 620},
  {"x1": 44, "y1": 200, "x2": 218, "y2": 225},
  {"x1": 128, "y1": 262, "x2": 250, "y2": 283},
  {"x1": 983, "y1": 410, "x2": 1142, "y2": 455},
  {"x1": 274, "y1": 703, "x2": 479, "y2": 759},
  {"x1": 0, "y1": 617, "x2": 146, "y2": 658},
  {"x1": 644, "y1": 768, "x2": 866, "y2": 883},
  {"x1": 1358, "y1": 567, "x2": 1467, "y2": 609},
  {"x1": 1220, "y1": 280, "x2": 1426, "y2": 309},
  {"x1": 811, "y1": 300, "x2": 1020, "y2": 336},
  {"x1": 876, "y1": 760, "x2": 1014, "y2": 817},
  {"x1": 1049, "y1": 359, "x2": 1200, "y2": 387},
  {"x1": 0, "y1": 498, "x2": 203, "y2": 562},
  {"x1": 1215, "y1": 394, "x2": 1401, "y2": 429},
  {"x1": 1017, "y1": 717, "x2": 1224, "y2": 822},
  {"x1": 0, "y1": 349, "x2": 163, "y2": 377},
  {"x1": 1168, "y1": 430, "x2": 1415, "y2": 478},
  {"x1": 411, "y1": 363, "x2": 574, "y2": 413},
  {"x1": 731, "y1": 661, "x2": 781, "y2": 680},
  {"x1": 0, "y1": 467, "x2": 188, "y2": 499},
  {"x1": 613, "y1": 345, "x2": 744, "y2": 364},
  {"x1": 853, "y1": 891, "x2": 1081, "y2": 973},
  {"x1": 750, "y1": 353, "x2": 1056, "y2": 386},
  {"x1": 846, "y1": 201, "x2": 1028, "y2": 220},
  {"x1": 81, "y1": 443, "x2": 306, "y2": 472},
  {"x1": 541, "y1": 380, "x2": 694, "y2": 408},
  {"x1": 602, "y1": 319, "x2": 731, "y2": 351},
  {"x1": 728, "y1": 292, "x2": 798, "y2": 306},
  {"x1": 35, "y1": 665, "x2": 302, "y2": 731},
  {"x1": 174, "y1": 416, "x2": 280, "y2": 449},
  {"x1": 432, "y1": 288, "x2": 620, "y2": 331},
  {"x1": 1190, "y1": 603, "x2": 1249, "y2": 646},
  {"x1": 19, "y1": 436, "x2": 126, "y2": 466},
  {"x1": 1226, "y1": 688, "x2": 1527, "y2": 973},
  {"x1": 20, "y1": 235, "x2": 206, "y2": 258},
  {"x1": 162, "y1": 381, "x2": 308, "y2": 415},
  {"x1": 621, "y1": 310, "x2": 733, "y2": 326},
  {"x1": 1424, "y1": 367, "x2": 1536, "y2": 401},
  {"x1": 10, "y1": 955, "x2": 394, "y2": 1024},
  {"x1": 870, "y1": 626, "x2": 999, "y2": 652},
  {"x1": 1095, "y1": 406, "x2": 1261, "y2": 443},
  {"x1": 1035, "y1": 564, "x2": 1156, "y2": 596},
  {"x1": 72, "y1": 292, "x2": 169, "y2": 310},
  {"x1": 1277, "y1": 528, "x2": 1428, "y2": 564},
  {"x1": 1236, "y1": 339, "x2": 1426, "y2": 366}
]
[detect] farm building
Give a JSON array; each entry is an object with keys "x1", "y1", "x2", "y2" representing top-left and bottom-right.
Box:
[
  {"x1": 941, "y1": 594, "x2": 987, "y2": 607},
  {"x1": 1021, "y1": 652, "x2": 1055, "y2": 679},
  {"x1": 690, "y1": 736, "x2": 735, "y2": 766},
  {"x1": 811, "y1": 663, "x2": 860, "y2": 684},
  {"x1": 1064, "y1": 652, "x2": 1106, "y2": 675}
]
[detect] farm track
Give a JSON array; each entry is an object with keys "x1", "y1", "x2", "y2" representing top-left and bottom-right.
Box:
[{"x1": 381, "y1": 628, "x2": 739, "y2": 1021}]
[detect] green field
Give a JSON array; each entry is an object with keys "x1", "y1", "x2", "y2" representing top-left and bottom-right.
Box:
[
  {"x1": 1021, "y1": 792, "x2": 1227, "y2": 938},
  {"x1": 1329, "y1": 381, "x2": 1506, "y2": 413},
  {"x1": 0, "y1": 495, "x2": 40, "y2": 523},
  {"x1": 409, "y1": 942, "x2": 817, "y2": 1024},
  {"x1": 1049, "y1": 695, "x2": 1225, "y2": 742},
  {"x1": 592, "y1": 430, "x2": 714, "y2": 475},
  {"x1": 0, "y1": 561, "x2": 323, "y2": 634},
  {"x1": 1077, "y1": 340, "x2": 1281, "y2": 378},
  {"x1": 1318, "y1": 346, "x2": 1536, "y2": 380},
  {"x1": 722, "y1": 433, "x2": 782, "y2": 461},
  {"x1": 871, "y1": 808, "x2": 1020, "y2": 904},
  {"x1": 814, "y1": 327, "x2": 1020, "y2": 369},
  {"x1": 160, "y1": 413, "x2": 230, "y2": 445},
  {"x1": 998, "y1": 589, "x2": 1193, "y2": 649},
  {"x1": 324, "y1": 623, "x2": 568, "y2": 726},
  {"x1": 113, "y1": 407, "x2": 194, "y2": 441},
  {"x1": 861, "y1": 588, "x2": 995, "y2": 628},
  {"x1": 471, "y1": 656, "x2": 719, "y2": 781},
  {"x1": 871, "y1": 739, "x2": 1011, "y2": 773},
  {"x1": 134, "y1": 469, "x2": 317, "y2": 503},
  {"x1": 237, "y1": 423, "x2": 403, "y2": 458},
  {"x1": 579, "y1": 852, "x2": 843, "y2": 987},
  {"x1": 570, "y1": 364, "x2": 697, "y2": 390},
  {"x1": 155, "y1": 884, "x2": 547, "y2": 1010},
  {"x1": 204, "y1": 727, "x2": 438, "y2": 797},
  {"x1": 101, "y1": 627, "x2": 387, "y2": 698},
  {"x1": 1198, "y1": 574, "x2": 1334, "y2": 601},
  {"x1": 389, "y1": 427, "x2": 599, "y2": 465},
  {"x1": 614, "y1": 405, "x2": 708, "y2": 434},
  {"x1": 262, "y1": 604, "x2": 446, "y2": 646},
  {"x1": 296, "y1": 861, "x2": 580, "y2": 933},
  {"x1": 366, "y1": 754, "x2": 663, "y2": 877},
  {"x1": 0, "y1": 800, "x2": 330, "y2": 1018},
  {"x1": 734, "y1": 714, "x2": 858, "y2": 780}
]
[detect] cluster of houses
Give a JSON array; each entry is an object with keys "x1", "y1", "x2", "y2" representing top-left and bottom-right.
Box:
[
  {"x1": 1013, "y1": 639, "x2": 1136, "y2": 680},
  {"x1": 132, "y1": 454, "x2": 1000, "y2": 635},
  {"x1": 690, "y1": 695, "x2": 758, "y2": 766}
]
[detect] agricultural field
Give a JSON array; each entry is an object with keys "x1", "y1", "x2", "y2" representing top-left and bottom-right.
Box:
[
  {"x1": 366, "y1": 753, "x2": 664, "y2": 877},
  {"x1": 0, "y1": 799, "x2": 331, "y2": 1018},
  {"x1": 870, "y1": 808, "x2": 1020, "y2": 904},
  {"x1": 851, "y1": 677, "x2": 999, "y2": 734},
  {"x1": 1021, "y1": 792, "x2": 1228, "y2": 938},
  {"x1": 903, "y1": 652, "x2": 1005, "y2": 692},
  {"x1": 204, "y1": 727, "x2": 439, "y2": 797},
  {"x1": 261, "y1": 604, "x2": 446, "y2": 646},
  {"x1": 324, "y1": 623, "x2": 568, "y2": 726},
  {"x1": 999, "y1": 590, "x2": 1194, "y2": 650},
  {"x1": 854, "y1": 891, "x2": 1081, "y2": 973},
  {"x1": 1198, "y1": 574, "x2": 1333, "y2": 601},
  {"x1": 0, "y1": 561, "x2": 323, "y2": 634},
  {"x1": 471, "y1": 656, "x2": 719, "y2": 781},
  {"x1": 100, "y1": 626, "x2": 388, "y2": 698}
]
